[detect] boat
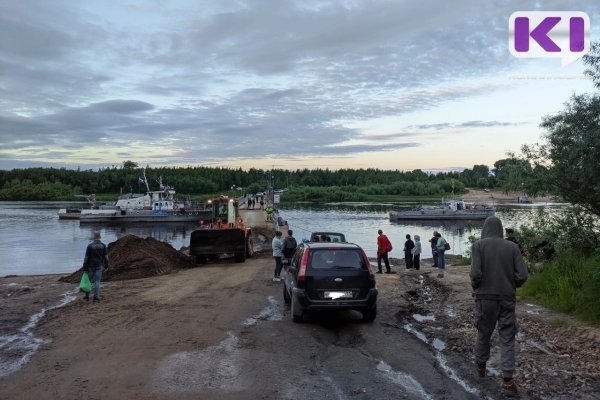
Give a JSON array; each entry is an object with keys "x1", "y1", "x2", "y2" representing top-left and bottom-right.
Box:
[
  {"x1": 58, "y1": 194, "x2": 104, "y2": 220},
  {"x1": 389, "y1": 199, "x2": 494, "y2": 221},
  {"x1": 78, "y1": 174, "x2": 212, "y2": 223},
  {"x1": 57, "y1": 207, "x2": 83, "y2": 220}
]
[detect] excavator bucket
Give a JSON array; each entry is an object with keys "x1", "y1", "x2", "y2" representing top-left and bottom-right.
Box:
[{"x1": 190, "y1": 228, "x2": 248, "y2": 263}]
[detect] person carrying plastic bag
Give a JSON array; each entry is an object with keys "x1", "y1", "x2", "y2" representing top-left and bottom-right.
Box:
[{"x1": 81, "y1": 231, "x2": 108, "y2": 302}]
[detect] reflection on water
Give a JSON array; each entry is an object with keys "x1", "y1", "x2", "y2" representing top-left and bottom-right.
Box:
[
  {"x1": 391, "y1": 219, "x2": 484, "y2": 232},
  {"x1": 0, "y1": 202, "x2": 200, "y2": 276},
  {"x1": 279, "y1": 202, "x2": 567, "y2": 262},
  {"x1": 1, "y1": 201, "x2": 567, "y2": 276}
]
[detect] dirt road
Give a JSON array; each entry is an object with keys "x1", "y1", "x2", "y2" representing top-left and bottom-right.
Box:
[{"x1": 1, "y1": 256, "x2": 598, "y2": 399}]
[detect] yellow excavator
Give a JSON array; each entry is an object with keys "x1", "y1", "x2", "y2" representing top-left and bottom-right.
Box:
[{"x1": 189, "y1": 196, "x2": 253, "y2": 263}]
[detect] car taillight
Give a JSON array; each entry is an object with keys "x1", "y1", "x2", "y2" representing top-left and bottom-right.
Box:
[
  {"x1": 361, "y1": 250, "x2": 375, "y2": 278},
  {"x1": 298, "y1": 248, "x2": 310, "y2": 281}
]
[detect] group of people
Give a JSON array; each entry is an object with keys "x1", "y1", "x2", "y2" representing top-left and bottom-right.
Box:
[
  {"x1": 246, "y1": 195, "x2": 265, "y2": 209},
  {"x1": 271, "y1": 229, "x2": 298, "y2": 281},
  {"x1": 376, "y1": 229, "x2": 448, "y2": 277}
]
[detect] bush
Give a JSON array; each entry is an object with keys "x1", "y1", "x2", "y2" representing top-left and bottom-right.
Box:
[
  {"x1": 519, "y1": 254, "x2": 600, "y2": 322},
  {"x1": 518, "y1": 206, "x2": 600, "y2": 258}
]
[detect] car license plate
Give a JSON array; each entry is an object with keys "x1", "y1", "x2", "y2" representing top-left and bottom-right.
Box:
[{"x1": 324, "y1": 291, "x2": 353, "y2": 299}]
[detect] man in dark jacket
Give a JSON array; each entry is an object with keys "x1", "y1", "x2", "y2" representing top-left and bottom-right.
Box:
[
  {"x1": 282, "y1": 229, "x2": 298, "y2": 262},
  {"x1": 83, "y1": 231, "x2": 108, "y2": 302},
  {"x1": 403, "y1": 234, "x2": 415, "y2": 270},
  {"x1": 429, "y1": 231, "x2": 439, "y2": 268},
  {"x1": 470, "y1": 217, "x2": 528, "y2": 397}
]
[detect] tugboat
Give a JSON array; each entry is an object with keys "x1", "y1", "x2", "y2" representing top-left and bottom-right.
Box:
[{"x1": 389, "y1": 199, "x2": 494, "y2": 221}]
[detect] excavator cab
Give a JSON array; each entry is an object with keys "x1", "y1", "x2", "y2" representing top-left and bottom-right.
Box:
[{"x1": 189, "y1": 197, "x2": 253, "y2": 263}]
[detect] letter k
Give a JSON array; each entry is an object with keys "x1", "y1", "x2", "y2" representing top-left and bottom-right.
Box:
[{"x1": 515, "y1": 17, "x2": 561, "y2": 52}]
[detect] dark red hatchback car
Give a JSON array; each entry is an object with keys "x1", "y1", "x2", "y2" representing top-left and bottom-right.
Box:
[{"x1": 282, "y1": 242, "x2": 378, "y2": 323}]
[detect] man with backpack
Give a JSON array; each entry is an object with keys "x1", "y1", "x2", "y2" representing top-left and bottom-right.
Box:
[{"x1": 282, "y1": 229, "x2": 298, "y2": 263}]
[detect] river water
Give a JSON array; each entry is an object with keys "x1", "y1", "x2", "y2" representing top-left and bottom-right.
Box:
[{"x1": 0, "y1": 200, "x2": 564, "y2": 276}]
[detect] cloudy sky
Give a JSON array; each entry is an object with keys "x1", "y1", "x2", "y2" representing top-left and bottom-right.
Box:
[{"x1": 1, "y1": 0, "x2": 598, "y2": 171}]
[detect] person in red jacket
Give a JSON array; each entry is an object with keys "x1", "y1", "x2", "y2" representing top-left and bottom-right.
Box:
[{"x1": 376, "y1": 229, "x2": 393, "y2": 274}]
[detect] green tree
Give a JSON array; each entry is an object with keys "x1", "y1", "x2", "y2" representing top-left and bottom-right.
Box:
[
  {"x1": 523, "y1": 43, "x2": 600, "y2": 216},
  {"x1": 122, "y1": 160, "x2": 138, "y2": 169}
]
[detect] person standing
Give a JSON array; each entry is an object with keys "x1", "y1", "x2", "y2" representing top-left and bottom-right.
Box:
[
  {"x1": 82, "y1": 231, "x2": 108, "y2": 302},
  {"x1": 272, "y1": 231, "x2": 283, "y2": 281},
  {"x1": 412, "y1": 235, "x2": 422, "y2": 271},
  {"x1": 435, "y1": 232, "x2": 447, "y2": 278},
  {"x1": 376, "y1": 229, "x2": 393, "y2": 274},
  {"x1": 429, "y1": 231, "x2": 439, "y2": 268},
  {"x1": 470, "y1": 216, "x2": 528, "y2": 397},
  {"x1": 505, "y1": 228, "x2": 527, "y2": 256},
  {"x1": 265, "y1": 205, "x2": 274, "y2": 221},
  {"x1": 282, "y1": 229, "x2": 298, "y2": 263},
  {"x1": 403, "y1": 234, "x2": 415, "y2": 270}
]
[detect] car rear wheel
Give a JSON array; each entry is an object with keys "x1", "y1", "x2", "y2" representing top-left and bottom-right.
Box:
[
  {"x1": 283, "y1": 283, "x2": 291, "y2": 304},
  {"x1": 291, "y1": 294, "x2": 303, "y2": 323},
  {"x1": 362, "y1": 304, "x2": 377, "y2": 323}
]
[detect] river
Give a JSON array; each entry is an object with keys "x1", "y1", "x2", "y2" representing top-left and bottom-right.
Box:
[{"x1": 0, "y1": 200, "x2": 564, "y2": 276}]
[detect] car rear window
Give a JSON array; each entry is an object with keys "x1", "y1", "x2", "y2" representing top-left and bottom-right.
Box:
[
  {"x1": 309, "y1": 249, "x2": 363, "y2": 270},
  {"x1": 311, "y1": 233, "x2": 345, "y2": 243}
]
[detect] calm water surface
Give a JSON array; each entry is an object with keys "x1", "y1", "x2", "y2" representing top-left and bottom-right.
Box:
[{"x1": 0, "y1": 201, "x2": 565, "y2": 276}]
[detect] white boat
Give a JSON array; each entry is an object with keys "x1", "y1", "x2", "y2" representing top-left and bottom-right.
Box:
[
  {"x1": 78, "y1": 173, "x2": 211, "y2": 223},
  {"x1": 389, "y1": 199, "x2": 494, "y2": 221}
]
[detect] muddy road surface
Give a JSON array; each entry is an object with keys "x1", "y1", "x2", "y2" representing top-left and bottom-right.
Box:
[{"x1": 1, "y1": 256, "x2": 598, "y2": 399}]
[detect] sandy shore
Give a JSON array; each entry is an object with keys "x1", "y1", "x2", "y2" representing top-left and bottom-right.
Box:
[{"x1": 461, "y1": 189, "x2": 557, "y2": 203}]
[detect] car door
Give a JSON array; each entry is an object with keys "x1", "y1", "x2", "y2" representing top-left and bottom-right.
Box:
[{"x1": 284, "y1": 246, "x2": 303, "y2": 290}]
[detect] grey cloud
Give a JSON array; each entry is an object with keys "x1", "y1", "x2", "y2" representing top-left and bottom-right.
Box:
[
  {"x1": 88, "y1": 100, "x2": 155, "y2": 114},
  {"x1": 2, "y1": 0, "x2": 599, "y2": 169},
  {"x1": 408, "y1": 120, "x2": 523, "y2": 130}
]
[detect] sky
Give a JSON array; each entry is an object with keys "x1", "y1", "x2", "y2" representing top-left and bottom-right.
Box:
[{"x1": 1, "y1": 0, "x2": 599, "y2": 172}]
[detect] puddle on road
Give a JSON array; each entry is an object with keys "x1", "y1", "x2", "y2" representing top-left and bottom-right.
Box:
[
  {"x1": 526, "y1": 338, "x2": 553, "y2": 355},
  {"x1": 403, "y1": 323, "x2": 429, "y2": 344},
  {"x1": 525, "y1": 303, "x2": 543, "y2": 315},
  {"x1": 0, "y1": 289, "x2": 78, "y2": 378},
  {"x1": 403, "y1": 323, "x2": 480, "y2": 396},
  {"x1": 435, "y1": 353, "x2": 480, "y2": 395},
  {"x1": 376, "y1": 361, "x2": 434, "y2": 400},
  {"x1": 153, "y1": 331, "x2": 243, "y2": 393},
  {"x1": 444, "y1": 306, "x2": 457, "y2": 318},
  {"x1": 320, "y1": 374, "x2": 349, "y2": 400},
  {"x1": 432, "y1": 338, "x2": 446, "y2": 351},
  {"x1": 154, "y1": 296, "x2": 286, "y2": 394},
  {"x1": 242, "y1": 295, "x2": 284, "y2": 326},
  {"x1": 413, "y1": 313, "x2": 436, "y2": 322}
]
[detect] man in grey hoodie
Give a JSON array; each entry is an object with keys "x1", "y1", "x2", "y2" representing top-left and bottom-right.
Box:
[{"x1": 470, "y1": 216, "x2": 528, "y2": 397}]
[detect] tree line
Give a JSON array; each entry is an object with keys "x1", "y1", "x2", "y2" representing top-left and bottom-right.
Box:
[{"x1": 0, "y1": 160, "x2": 542, "y2": 201}]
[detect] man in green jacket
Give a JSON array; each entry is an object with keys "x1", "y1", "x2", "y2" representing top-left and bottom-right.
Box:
[{"x1": 470, "y1": 216, "x2": 528, "y2": 397}]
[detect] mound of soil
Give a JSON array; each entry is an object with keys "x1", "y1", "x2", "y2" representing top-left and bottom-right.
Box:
[{"x1": 59, "y1": 235, "x2": 194, "y2": 283}]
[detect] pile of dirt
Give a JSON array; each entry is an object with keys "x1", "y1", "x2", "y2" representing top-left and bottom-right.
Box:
[{"x1": 59, "y1": 235, "x2": 195, "y2": 283}]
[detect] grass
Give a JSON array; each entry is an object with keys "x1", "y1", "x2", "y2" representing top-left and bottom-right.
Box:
[{"x1": 518, "y1": 254, "x2": 600, "y2": 323}]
